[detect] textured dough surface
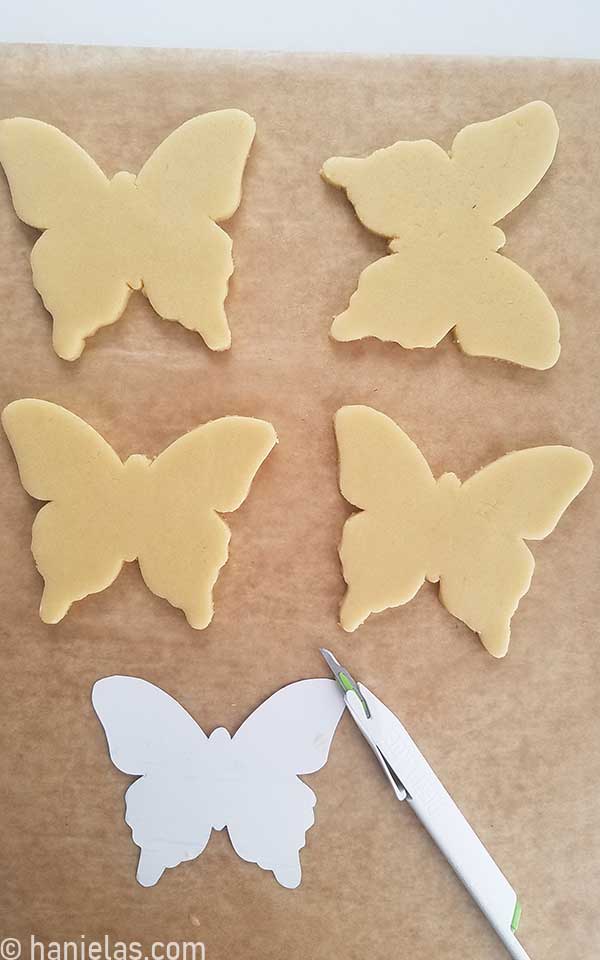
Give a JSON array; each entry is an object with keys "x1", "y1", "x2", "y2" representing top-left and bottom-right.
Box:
[
  {"x1": 335, "y1": 405, "x2": 592, "y2": 656},
  {"x1": 0, "y1": 110, "x2": 255, "y2": 359},
  {"x1": 322, "y1": 102, "x2": 560, "y2": 369},
  {"x1": 2, "y1": 399, "x2": 277, "y2": 627}
]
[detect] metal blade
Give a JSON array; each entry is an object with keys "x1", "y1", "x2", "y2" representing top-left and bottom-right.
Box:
[{"x1": 319, "y1": 647, "x2": 370, "y2": 718}]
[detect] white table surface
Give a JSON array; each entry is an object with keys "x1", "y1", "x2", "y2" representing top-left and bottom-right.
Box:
[{"x1": 1, "y1": 0, "x2": 599, "y2": 58}]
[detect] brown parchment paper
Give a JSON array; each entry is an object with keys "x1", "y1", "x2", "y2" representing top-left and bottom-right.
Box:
[{"x1": 0, "y1": 44, "x2": 599, "y2": 960}]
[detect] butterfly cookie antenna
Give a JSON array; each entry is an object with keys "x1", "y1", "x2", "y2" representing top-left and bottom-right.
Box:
[
  {"x1": 125, "y1": 453, "x2": 151, "y2": 467},
  {"x1": 109, "y1": 170, "x2": 137, "y2": 203},
  {"x1": 438, "y1": 471, "x2": 461, "y2": 492},
  {"x1": 111, "y1": 170, "x2": 136, "y2": 186},
  {"x1": 123, "y1": 454, "x2": 152, "y2": 490}
]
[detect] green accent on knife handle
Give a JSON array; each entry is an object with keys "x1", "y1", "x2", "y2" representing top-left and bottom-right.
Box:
[
  {"x1": 511, "y1": 899, "x2": 522, "y2": 932},
  {"x1": 338, "y1": 672, "x2": 354, "y2": 693}
]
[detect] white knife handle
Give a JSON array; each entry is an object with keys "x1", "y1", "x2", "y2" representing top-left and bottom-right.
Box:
[
  {"x1": 409, "y1": 783, "x2": 530, "y2": 960},
  {"x1": 348, "y1": 685, "x2": 531, "y2": 960}
]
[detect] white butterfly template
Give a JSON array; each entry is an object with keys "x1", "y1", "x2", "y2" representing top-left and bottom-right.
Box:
[{"x1": 93, "y1": 676, "x2": 345, "y2": 889}]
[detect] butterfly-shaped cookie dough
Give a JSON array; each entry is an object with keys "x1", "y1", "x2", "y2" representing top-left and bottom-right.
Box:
[
  {"x1": 92, "y1": 675, "x2": 345, "y2": 888},
  {"x1": 0, "y1": 110, "x2": 255, "y2": 359},
  {"x1": 2, "y1": 399, "x2": 276, "y2": 627},
  {"x1": 335, "y1": 406, "x2": 592, "y2": 657},
  {"x1": 322, "y1": 102, "x2": 560, "y2": 369}
]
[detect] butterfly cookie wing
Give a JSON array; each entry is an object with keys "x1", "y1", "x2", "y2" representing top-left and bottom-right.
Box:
[
  {"x1": 2, "y1": 399, "x2": 126, "y2": 623},
  {"x1": 452, "y1": 249, "x2": 560, "y2": 369},
  {"x1": 0, "y1": 119, "x2": 131, "y2": 360},
  {"x1": 227, "y1": 679, "x2": 345, "y2": 888},
  {"x1": 135, "y1": 110, "x2": 256, "y2": 349},
  {"x1": 335, "y1": 405, "x2": 437, "y2": 631},
  {"x1": 136, "y1": 109, "x2": 256, "y2": 222},
  {"x1": 440, "y1": 446, "x2": 593, "y2": 657},
  {"x1": 137, "y1": 416, "x2": 277, "y2": 629},
  {"x1": 322, "y1": 138, "x2": 453, "y2": 239},
  {"x1": 92, "y1": 676, "x2": 213, "y2": 886},
  {"x1": 450, "y1": 101, "x2": 559, "y2": 224},
  {"x1": 330, "y1": 247, "x2": 458, "y2": 348},
  {"x1": 0, "y1": 117, "x2": 108, "y2": 227},
  {"x1": 331, "y1": 244, "x2": 560, "y2": 367},
  {"x1": 321, "y1": 103, "x2": 557, "y2": 238},
  {"x1": 450, "y1": 103, "x2": 561, "y2": 368}
]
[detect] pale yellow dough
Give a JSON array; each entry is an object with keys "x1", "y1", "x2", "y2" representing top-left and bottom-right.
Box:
[
  {"x1": 2, "y1": 400, "x2": 277, "y2": 627},
  {"x1": 0, "y1": 110, "x2": 256, "y2": 359},
  {"x1": 335, "y1": 406, "x2": 592, "y2": 657},
  {"x1": 322, "y1": 102, "x2": 560, "y2": 369}
]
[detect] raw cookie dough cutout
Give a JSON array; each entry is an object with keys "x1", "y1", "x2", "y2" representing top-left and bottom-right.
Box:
[
  {"x1": 2, "y1": 399, "x2": 277, "y2": 627},
  {"x1": 0, "y1": 110, "x2": 255, "y2": 359},
  {"x1": 322, "y1": 102, "x2": 560, "y2": 369},
  {"x1": 335, "y1": 405, "x2": 592, "y2": 657},
  {"x1": 93, "y1": 675, "x2": 344, "y2": 889}
]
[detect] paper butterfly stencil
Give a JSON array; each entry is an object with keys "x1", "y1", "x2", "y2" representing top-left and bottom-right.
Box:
[
  {"x1": 335, "y1": 406, "x2": 592, "y2": 657},
  {"x1": 0, "y1": 110, "x2": 255, "y2": 359},
  {"x1": 322, "y1": 102, "x2": 560, "y2": 369},
  {"x1": 2, "y1": 399, "x2": 276, "y2": 627},
  {"x1": 92, "y1": 676, "x2": 345, "y2": 888}
]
